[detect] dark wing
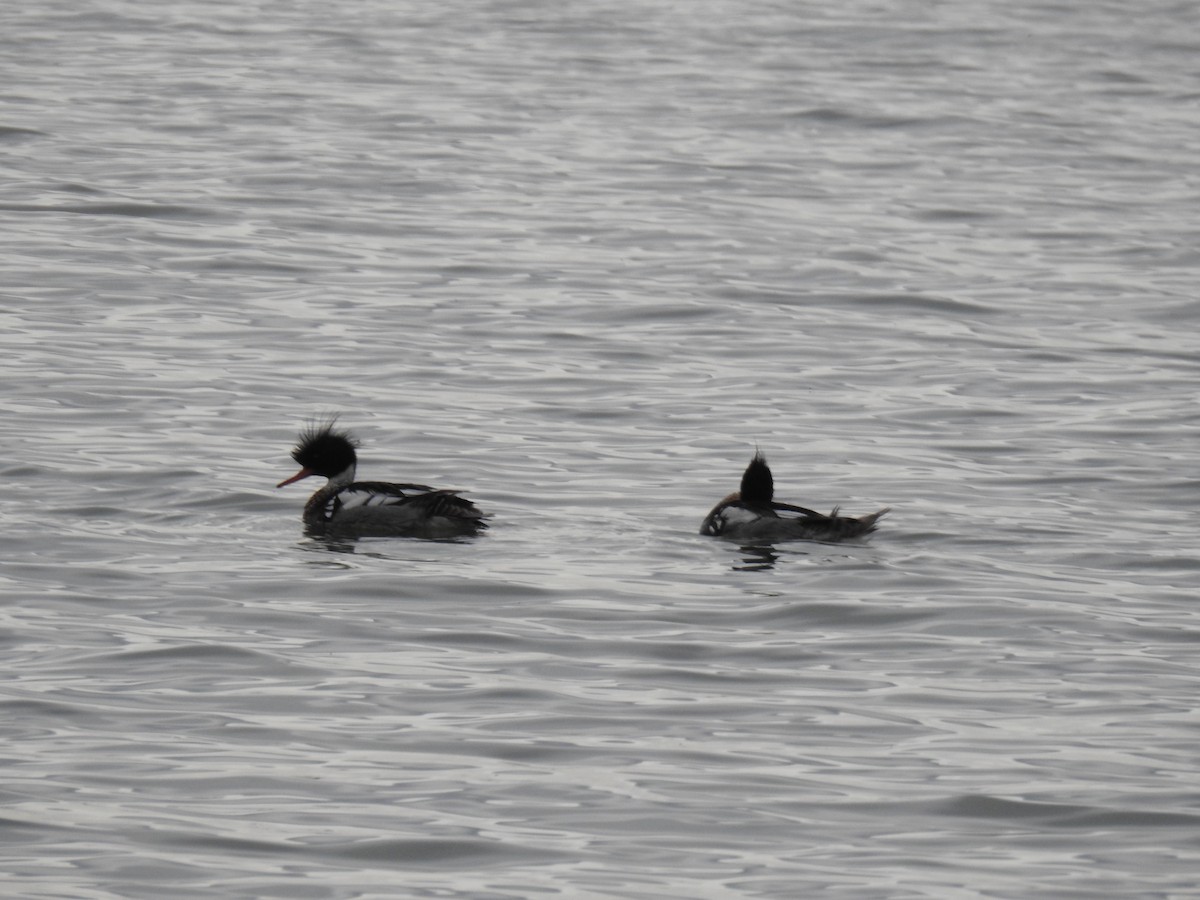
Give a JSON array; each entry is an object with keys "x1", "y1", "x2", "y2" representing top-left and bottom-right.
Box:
[
  {"x1": 776, "y1": 502, "x2": 889, "y2": 539},
  {"x1": 347, "y1": 481, "x2": 436, "y2": 497},
  {"x1": 323, "y1": 482, "x2": 434, "y2": 519},
  {"x1": 770, "y1": 500, "x2": 824, "y2": 519},
  {"x1": 339, "y1": 482, "x2": 484, "y2": 525},
  {"x1": 402, "y1": 489, "x2": 487, "y2": 524}
]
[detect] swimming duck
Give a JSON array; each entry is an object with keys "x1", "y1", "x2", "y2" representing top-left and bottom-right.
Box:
[
  {"x1": 276, "y1": 420, "x2": 487, "y2": 539},
  {"x1": 701, "y1": 452, "x2": 887, "y2": 543}
]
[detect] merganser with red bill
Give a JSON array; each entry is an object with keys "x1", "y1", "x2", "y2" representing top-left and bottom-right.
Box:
[
  {"x1": 277, "y1": 419, "x2": 487, "y2": 539},
  {"x1": 700, "y1": 452, "x2": 887, "y2": 543}
]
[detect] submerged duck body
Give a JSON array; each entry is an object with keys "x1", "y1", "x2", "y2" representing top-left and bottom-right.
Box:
[
  {"x1": 277, "y1": 421, "x2": 486, "y2": 539},
  {"x1": 701, "y1": 453, "x2": 887, "y2": 543}
]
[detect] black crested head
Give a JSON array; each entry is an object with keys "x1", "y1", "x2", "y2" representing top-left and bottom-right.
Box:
[
  {"x1": 291, "y1": 418, "x2": 359, "y2": 478},
  {"x1": 739, "y1": 451, "x2": 774, "y2": 504}
]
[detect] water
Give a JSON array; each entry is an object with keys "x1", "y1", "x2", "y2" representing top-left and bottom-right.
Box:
[{"x1": 3, "y1": 0, "x2": 1199, "y2": 897}]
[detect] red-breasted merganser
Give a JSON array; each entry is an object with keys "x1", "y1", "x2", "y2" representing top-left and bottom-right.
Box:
[
  {"x1": 701, "y1": 452, "x2": 887, "y2": 543},
  {"x1": 276, "y1": 420, "x2": 487, "y2": 539}
]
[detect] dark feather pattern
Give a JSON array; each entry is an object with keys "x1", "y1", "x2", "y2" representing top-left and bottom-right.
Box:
[
  {"x1": 740, "y1": 452, "x2": 774, "y2": 503},
  {"x1": 701, "y1": 453, "x2": 887, "y2": 543},
  {"x1": 278, "y1": 420, "x2": 487, "y2": 539},
  {"x1": 290, "y1": 418, "x2": 359, "y2": 475}
]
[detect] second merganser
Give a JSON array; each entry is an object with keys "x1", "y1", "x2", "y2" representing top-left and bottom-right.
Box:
[
  {"x1": 276, "y1": 420, "x2": 487, "y2": 539},
  {"x1": 701, "y1": 452, "x2": 887, "y2": 543}
]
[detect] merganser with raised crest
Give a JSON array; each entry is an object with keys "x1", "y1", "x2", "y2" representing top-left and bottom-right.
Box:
[
  {"x1": 701, "y1": 452, "x2": 887, "y2": 543},
  {"x1": 277, "y1": 420, "x2": 487, "y2": 539}
]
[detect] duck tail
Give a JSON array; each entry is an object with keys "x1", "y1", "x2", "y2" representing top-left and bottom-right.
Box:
[{"x1": 855, "y1": 507, "x2": 890, "y2": 533}]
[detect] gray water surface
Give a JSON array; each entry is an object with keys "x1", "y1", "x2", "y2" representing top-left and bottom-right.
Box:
[{"x1": 3, "y1": 1, "x2": 1198, "y2": 897}]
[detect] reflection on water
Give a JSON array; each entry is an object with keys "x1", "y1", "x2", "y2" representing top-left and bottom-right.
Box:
[
  {"x1": 300, "y1": 535, "x2": 363, "y2": 557},
  {"x1": 731, "y1": 543, "x2": 782, "y2": 571},
  {"x1": 297, "y1": 533, "x2": 484, "y2": 558},
  {"x1": 721, "y1": 538, "x2": 882, "y2": 572}
]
